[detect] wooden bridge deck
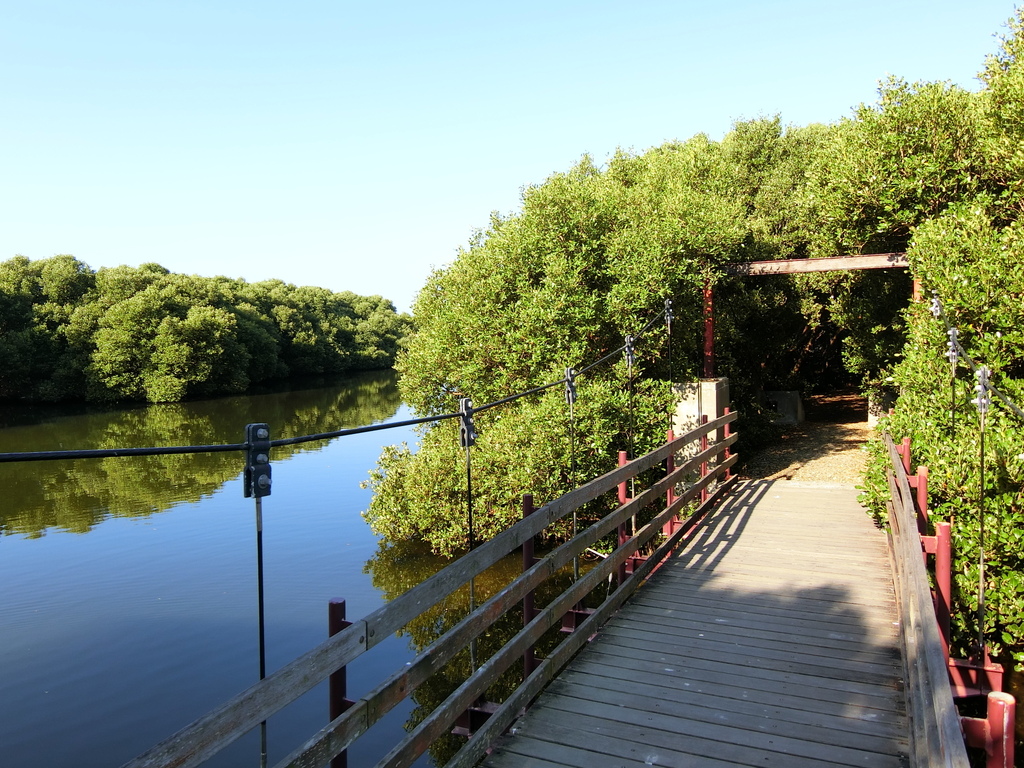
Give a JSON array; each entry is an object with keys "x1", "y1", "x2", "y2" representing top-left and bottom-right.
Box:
[{"x1": 483, "y1": 478, "x2": 908, "y2": 768}]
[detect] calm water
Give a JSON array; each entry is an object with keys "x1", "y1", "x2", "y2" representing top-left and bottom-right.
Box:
[{"x1": 0, "y1": 371, "x2": 436, "y2": 768}]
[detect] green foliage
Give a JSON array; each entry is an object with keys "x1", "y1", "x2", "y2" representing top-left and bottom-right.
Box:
[
  {"x1": 366, "y1": 122, "x2": 840, "y2": 555},
  {"x1": 856, "y1": 8, "x2": 1024, "y2": 664},
  {"x1": 367, "y1": 7, "x2": 1024, "y2": 670},
  {"x1": 0, "y1": 256, "x2": 412, "y2": 403},
  {"x1": 862, "y1": 200, "x2": 1024, "y2": 663},
  {"x1": 810, "y1": 77, "x2": 989, "y2": 257}
]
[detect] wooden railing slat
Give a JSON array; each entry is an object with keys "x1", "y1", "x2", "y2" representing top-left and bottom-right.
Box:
[
  {"x1": 376, "y1": 455, "x2": 738, "y2": 768},
  {"x1": 884, "y1": 434, "x2": 969, "y2": 768},
  {"x1": 125, "y1": 414, "x2": 738, "y2": 768}
]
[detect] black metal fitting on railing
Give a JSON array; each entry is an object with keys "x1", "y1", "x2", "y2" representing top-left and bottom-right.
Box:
[
  {"x1": 564, "y1": 367, "x2": 577, "y2": 406},
  {"x1": 244, "y1": 423, "x2": 272, "y2": 499},
  {"x1": 458, "y1": 399, "x2": 476, "y2": 448}
]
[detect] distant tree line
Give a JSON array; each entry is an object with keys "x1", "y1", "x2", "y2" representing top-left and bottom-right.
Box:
[{"x1": 0, "y1": 255, "x2": 412, "y2": 403}]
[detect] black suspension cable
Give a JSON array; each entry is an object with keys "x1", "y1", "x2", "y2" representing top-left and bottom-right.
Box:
[
  {"x1": 575, "y1": 343, "x2": 628, "y2": 379},
  {"x1": 471, "y1": 378, "x2": 565, "y2": 415},
  {"x1": 0, "y1": 412, "x2": 461, "y2": 464},
  {"x1": 1, "y1": 306, "x2": 678, "y2": 467},
  {"x1": 632, "y1": 307, "x2": 667, "y2": 341}
]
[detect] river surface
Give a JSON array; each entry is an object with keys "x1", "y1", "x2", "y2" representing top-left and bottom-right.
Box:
[{"x1": 0, "y1": 371, "x2": 448, "y2": 768}]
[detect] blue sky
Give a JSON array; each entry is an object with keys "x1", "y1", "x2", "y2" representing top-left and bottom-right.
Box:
[{"x1": 2, "y1": 1, "x2": 1019, "y2": 313}]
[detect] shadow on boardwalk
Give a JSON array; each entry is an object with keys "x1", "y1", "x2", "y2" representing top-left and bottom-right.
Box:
[{"x1": 484, "y1": 478, "x2": 907, "y2": 768}]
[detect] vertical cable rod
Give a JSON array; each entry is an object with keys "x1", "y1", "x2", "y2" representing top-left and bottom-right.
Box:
[
  {"x1": 459, "y1": 398, "x2": 478, "y2": 672},
  {"x1": 973, "y1": 367, "x2": 991, "y2": 656}
]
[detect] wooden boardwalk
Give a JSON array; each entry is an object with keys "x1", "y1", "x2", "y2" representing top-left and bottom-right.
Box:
[{"x1": 483, "y1": 478, "x2": 908, "y2": 768}]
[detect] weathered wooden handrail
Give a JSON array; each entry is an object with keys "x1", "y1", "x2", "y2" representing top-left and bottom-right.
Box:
[
  {"x1": 123, "y1": 412, "x2": 737, "y2": 768},
  {"x1": 884, "y1": 433, "x2": 970, "y2": 768}
]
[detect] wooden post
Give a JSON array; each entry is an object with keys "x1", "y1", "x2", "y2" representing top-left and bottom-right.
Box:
[
  {"x1": 986, "y1": 692, "x2": 1016, "y2": 768},
  {"x1": 961, "y1": 692, "x2": 1016, "y2": 768}
]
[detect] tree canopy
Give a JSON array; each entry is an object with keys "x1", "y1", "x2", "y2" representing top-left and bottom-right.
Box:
[
  {"x1": 0, "y1": 257, "x2": 412, "y2": 403},
  {"x1": 366, "y1": 9, "x2": 1024, "y2": 666}
]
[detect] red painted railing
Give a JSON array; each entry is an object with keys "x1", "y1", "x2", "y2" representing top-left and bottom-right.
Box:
[{"x1": 888, "y1": 434, "x2": 1016, "y2": 768}]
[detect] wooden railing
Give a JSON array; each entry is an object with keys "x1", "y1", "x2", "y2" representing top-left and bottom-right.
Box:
[
  {"x1": 124, "y1": 412, "x2": 738, "y2": 768},
  {"x1": 884, "y1": 432, "x2": 970, "y2": 768},
  {"x1": 886, "y1": 434, "x2": 1016, "y2": 768}
]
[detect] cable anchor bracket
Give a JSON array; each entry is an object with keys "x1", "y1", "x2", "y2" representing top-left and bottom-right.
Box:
[
  {"x1": 459, "y1": 398, "x2": 477, "y2": 448},
  {"x1": 244, "y1": 423, "x2": 272, "y2": 498},
  {"x1": 565, "y1": 367, "x2": 577, "y2": 406}
]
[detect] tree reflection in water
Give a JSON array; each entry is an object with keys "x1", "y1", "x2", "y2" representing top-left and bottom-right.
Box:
[{"x1": 0, "y1": 370, "x2": 400, "y2": 537}]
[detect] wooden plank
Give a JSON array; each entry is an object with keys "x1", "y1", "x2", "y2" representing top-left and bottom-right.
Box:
[
  {"x1": 483, "y1": 478, "x2": 911, "y2": 768},
  {"x1": 629, "y1": 588, "x2": 900, "y2": 634},
  {"x1": 657, "y1": 557, "x2": 897, "y2": 587},
  {"x1": 648, "y1": 570, "x2": 896, "y2": 610},
  {"x1": 601, "y1": 606, "x2": 901, "y2": 660},
  {"x1": 545, "y1": 681, "x2": 906, "y2": 753},
  {"x1": 884, "y1": 434, "x2": 969, "y2": 767},
  {"x1": 512, "y1": 707, "x2": 896, "y2": 768},
  {"x1": 724, "y1": 253, "x2": 908, "y2": 275},
  {"x1": 590, "y1": 629, "x2": 902, "y2": 688},
  {"x1": 565, "y1": 653, "x2": 904, "y2": 717},
  {"x1": 537, "y1": 691, "x2": 905, "y2": 766},
  {"x1": 626, "y1": 593, "x2": 901, "y2": 643},
  {"x1": 574, "y1": 646, "x2": 903, "y2": 708},
  {"x1": 555, "y1": 667, "x2": 907, "y2": 740},
  {"x1": 490, "y1": 720, "x2": 742, "y2": 768}
]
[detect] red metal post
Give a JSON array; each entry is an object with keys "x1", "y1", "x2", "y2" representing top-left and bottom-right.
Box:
[
  {"x1": 723, "y1": 407, "x2": 732, "y2": 480},
  {"x1": 700, "y1": 415, "x2": 709, "y2": 504},
  {"x1": 899, "y1": 436, "x2": 912, "y2": 476},
  {"x1": 935, "y1": 521, "x2": 952, "y2": 659},
  {"x1": 617, "y1": 451, "x2": 629, "y2": 505},
  {"x1": 987, "y1": 692, "x2": 1016, "y2": 768},
  {"x1": 329, "y1": 598, "x2": 353, "y2": 768},
  {"x1": 703, "y1": 280, "x2": 715, "y2": 379},
  {"x1": 617, "y1": 452, "x2": 628, "y2": 586},
  {"x1": 522, "y1": 494, "x2": 537, "y2": 678},
  {"x1": 916, "y1": 465, "x2": 929, "y2": 532},
  {"x1": 961, "y1": 692, "x2": 1016, "y2": 768},
  {"x1": 663, "y1": 430, "x2": 676, "y2": 537}
]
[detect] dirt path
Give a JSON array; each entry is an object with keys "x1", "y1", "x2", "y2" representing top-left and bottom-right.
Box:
[{"x1": 738, "y1": 390, "x2": 872, "y2": 487}]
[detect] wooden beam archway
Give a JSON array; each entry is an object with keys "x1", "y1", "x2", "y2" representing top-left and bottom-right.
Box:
[{"x1": 703, "y1": 252, "x2": 910, "y2": 377}]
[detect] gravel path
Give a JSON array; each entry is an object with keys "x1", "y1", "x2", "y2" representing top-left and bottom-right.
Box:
[{"x1": 738, "y1": 390, "x2": 872, "y2": 488}]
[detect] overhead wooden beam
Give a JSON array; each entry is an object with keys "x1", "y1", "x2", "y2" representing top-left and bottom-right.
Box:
[{"x1": 725, "y1": 252, "x2": 908, "y2": 276}]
